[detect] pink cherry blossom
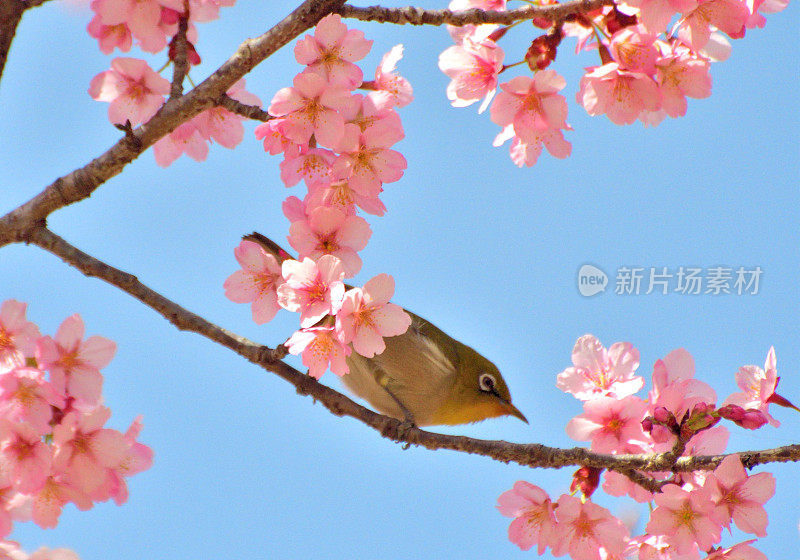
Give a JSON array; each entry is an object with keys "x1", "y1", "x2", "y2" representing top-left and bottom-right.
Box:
[
  {"x1": 501, "y1": 129, "x2": 571, "y2": 166},
  {"x1": 704, "y1": 454, "x2": 775, "y2": 536},
  {"x1": 496, "y1": 481, "x2": 556, "y2": 553},
  {"x1": 31, "y1": 474, "x2": 91, "y2": 529},
  {"x1": 338, "y1": 93, "x2": 404, "y2": 141},
  {"x1": 648, "y1": 349, "x2": 717, "y2": 447},
  {"x1": 152, "y1": 119, "x2": 209, "y2": 167},
  {"x1": 87, "y1": 14, "x2": 132, "y2": 54},
  {"x1": 566, "y1": 395, "x2": 650, "y2": 453},
  {"x1": 92, "y1": 0, "x2": 167, "y2": 53},
  {"x1": 280, "y1": 147, "x2": 336, "y2": 188},
  {"x1": 305, "y1": 179, "x2": 387, "y2": 217},
  {"x1": 722, "y1": 347, "x2": 780, "y2": 426},
  {"x1": 335, "y1": 274, "x2": 412, "y2": 358},
  {"x1": 288, "y1": 206, "x2": 371, "y2": 277},
  {"x1": 52, "y1": 407, "x2": 129, "y2": 497},
  {"x1": 88, "y1": 57, "x2": 169, "y2": 125},
  {"x1": 96, "y1": 416, "x2": 154, "y2": 505},
  {"x1": 676, "y1": 0, "x2": 750, "y2": 50},
  {"x1": 224, "y1": 240, "x2": 283, "y2": 324},
  {"x1": 577, "y1": 62, "x2": 661, "y2": 125},
  {"x1": 704, "y1": 540, "x2": 768, "y2": 560},
  {"x1": 254, "y1": 118, "x2": 298, "y2": 156},
  {"x1": 36, "y1": 314, "x2": 115, "y2": 410},
  {"x1": 656, "y1": 49, "x2": 712, "y2": 117},
  {"x1": 0, "y1": 300, "x2": 40, "y2": 373},
  {"x1": 603, "y1": 470, "x2": 657, "y2": 503},
  {"x1": 490, "y1": 71, "x2": 569, "y2": 142},
  {"x1": 550, "y1": 494, "x2": 629, "y2": 560},
  {"x1": 268, "y1": 71, "x2": 353, "y2": 148},
  {"x1": 193, "y1": 79, "x2": 261, "y2": 149},
  {"x1": 609, "y1": 26, "x2": 659, "y2": 74},
  {"x1": 369, "y1": 45, "x2": 413, "y2": 108},
  {"x1": 626, "y1": 534, "x2": 701, "y2": 560},
  {"x1": 285, "y1": 326, "x2": 350, "y2": 378},
  {"x1": 0, "y1": 367, "x2": 64, "y2": 433},
  {"x1": 332, "y1": 123, "x2": 407, "y2": 197},
  {"x1": 294, "y1": 14, "x2": 372, "y2": 88},
  {"x1": 645, "y1": 484, "x2": 723, "y2": 554},
  {"x1": 439, "y1": 34, "x2": 504, "y2": 111},
  {"x1": 556, "y1": 335, "x2": 643, "y2": 400},
  {"x1": 277, "y1": 256, "x2": 346, "y2": 328},
  {"x1": 619, "y1": 0, "x2": 695, "y2": 34},
  {"x1": 27, "y1": 548, "x2": 81, "y2": 560},
  {"x1": 0, "y1": 421, "x2": 52, "y2": 493},
  {"x1": 283, "y1": 195, "x2": 309, "y2": 222}
]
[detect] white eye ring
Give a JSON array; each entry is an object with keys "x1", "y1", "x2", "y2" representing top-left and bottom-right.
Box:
[{"x1": 479, "y1": 373, "x2": 496, "y2": 393}]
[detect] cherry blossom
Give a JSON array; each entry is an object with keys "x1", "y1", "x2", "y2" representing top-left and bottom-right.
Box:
[
  {"x1": 656, "y1": 48, "x2": 712, "y2": 118},
  {"x1": 152, "y1": 120, "x2": 209, "y2": 167},
  {"x1": 577, "y1": 62, "x2": 661, "y2": 125},
  {"x1": 36, "y1": 315, "x2": 116, "y2": 410},
  {"x1": 556, "y1": 334, "x2": 643, "y2": 400},
  {"x1": 332, "y1": 123, "x2": 407, "y2": 197},
  {"x1": 496, "y1": 481, "x2": 556, "y2": 553},
  {"x1": 490, "y1": 71, "x2": 569, "y2": 142},
  {"x1": 676, "y1": 0, "x2": 750, "y2": 50},
  {"x1": 280, "y1": 147, "x2": 336, "y2": 188},
  {"x1": 88, "y1": 57, "x2": 170, "y2": 125},
  {"x1": 369, "y1": 45, "x2": 413, "y2": 108},
  {"x1": 86, "y1": 15, "x2": 132, "y2": 54},
  {"x1": 268, "y1": 71, "x2": 353, "y2": 148},
  {"x1": 439, "y1": 33, "x2": 504, "y2": 111},
  {"x1": 550, "y1": 495, "x2": 630, "y2": 560},
  {"x1": 335, "y1": 274, "x2": 411, "y2": 358},
  {"x1": 704, "y1": 454, "x2": 775, "y2": 536},
  {"x1": 646, "y1": 484, "x2": 723, "y2": 554},
  {"x1": 609, "y1": 26, "x2": 660, "y2": 74},
  {"x1": 254, "y1": 118, "x2": 298, "y2": 156},
  {"x1": 0, "y1": 367, "x2": 64, "y2": 434},
  {"x1": 287, "y1": 206, "x2": 372, "y2": 277},
  {"x1": 224, "y1": 240, "x2": 284, "y2": 324},
  {"x1": 285, "y1": 326, "x2": 350, "y2": 378},
  {"x1": 0, "y1": 300, "x2": 40, "y2": 373},
  {"x1": 294, "y1": 14, "x2": 372, "y2": 88},
  {"x1": 277, "y1": 256, "x2": 346, "y2": 328},
  {"x1": 722, "y1": 347, "x2": 780, "y2": 426},
  {"x1": 566, "y1": 395, "x2": 650, "y2": 453}
]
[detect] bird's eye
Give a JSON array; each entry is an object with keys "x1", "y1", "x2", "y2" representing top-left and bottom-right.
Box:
[{"x1": 478, "y1": 373, "x2": 496, "y2": 393}]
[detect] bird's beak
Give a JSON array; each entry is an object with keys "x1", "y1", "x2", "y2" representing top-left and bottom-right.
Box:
[{"x1": 500, "y1": 399, "x2": 528, "y2": 424}]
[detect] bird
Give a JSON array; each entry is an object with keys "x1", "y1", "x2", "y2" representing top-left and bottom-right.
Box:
[{"x1": 244, "y1": 233, "x2": 527, "y2": 427}]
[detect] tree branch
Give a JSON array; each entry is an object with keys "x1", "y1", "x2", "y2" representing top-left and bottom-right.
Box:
[
  {"x1": 23, "y1": 227, "x2": 800, "y2": 479},
  {"x1": 216, "y1": 94, "x2": 272, "y2": 121},
  {"x1": 0, "y1": 0, "x2": 32, "y2": 85},
  {"x1": 0, "y1": 0, "x2": 347, "y2": 248},
  {"x1": 336, "y1": 0, "x2": 611, "y2": 26}
]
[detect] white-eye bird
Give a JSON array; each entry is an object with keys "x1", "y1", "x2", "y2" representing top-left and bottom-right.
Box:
[{"x1": 245, "y1": 233, "x2": 527, "y2": 427}]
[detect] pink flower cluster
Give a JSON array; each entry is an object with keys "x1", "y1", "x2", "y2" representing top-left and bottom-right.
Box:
[
  {"x1": 227, "y1": 14, "x2": 414, "y2": 378},
  {"x1": 224, "y1": 242, "x2": 412, "y2": 379},
  {"x1": 0, "y1": 300, "x2": 152, "y2": 549},
  {"x1": 85, "y1": 0, "x2": 250, "y2": 166},
  {"x1": 499, "y1": 334, "x2": 789, "y2": 558},
  {"x1": 439, "y1": 0, "x2": 786, "y2": 165},
  {"x1": 256, "y1": 14, "x2": 411, "y2": 234}
]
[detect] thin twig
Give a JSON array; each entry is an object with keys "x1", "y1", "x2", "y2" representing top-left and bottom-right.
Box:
[
  {"x1": 336, "y1": 0, "x2": 611, "y2": 27},
  {"x1": 0, "y1": 0, "x2": 348, "y2": 248},
  {"x1": 169, "y1": 12, "x2": 191, "y2": 100},
  {"x1": 23, "y1": 227, "x2": 800, "y2": 477}
]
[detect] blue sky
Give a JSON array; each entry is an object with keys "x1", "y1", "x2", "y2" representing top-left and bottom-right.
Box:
[{"x1": 1, "y1": 0, "x2": 798, "y2": 558}]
